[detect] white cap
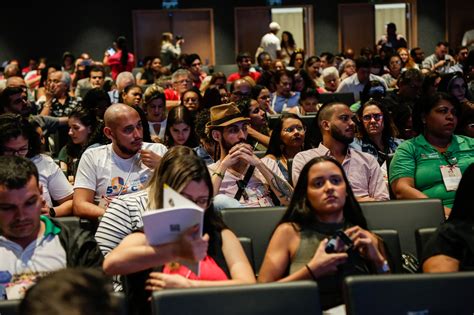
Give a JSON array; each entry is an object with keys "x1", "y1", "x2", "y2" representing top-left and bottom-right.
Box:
[{"x1": 269, "y1": 22, "x2": 281, "y2": 31}]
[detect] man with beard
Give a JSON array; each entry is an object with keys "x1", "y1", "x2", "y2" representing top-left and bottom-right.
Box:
[
  {"x1": 73, "y1": 104, "x2": 167, "y2": 219},
  {"x1": 207, "y1": 103, "x2": 292, "y2": 208},
  {"x1": 292, "y1": 102, "x2": 389, "y2": 201},
  {"x1": 0, "y1": 156, "x2": 103, "y2": 300}
]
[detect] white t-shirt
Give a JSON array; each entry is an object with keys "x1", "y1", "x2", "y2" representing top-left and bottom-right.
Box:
[
  {"x1": 31, "y1": 154, "x2": 73, "y2": 207},
  {"x1": 208, "y1": 158, "x2": 287, "y2": 207},
  {"x1": 260, "y1": 33, "x2": 281, "y2": 60},
  {"x1": 74, "y1": 143, "x2": 167, "y2": 204}
]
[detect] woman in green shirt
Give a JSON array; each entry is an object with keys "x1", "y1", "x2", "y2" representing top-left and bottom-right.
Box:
[{"x1": 390, "y1": 92, "x2": 474, "y2": 217}]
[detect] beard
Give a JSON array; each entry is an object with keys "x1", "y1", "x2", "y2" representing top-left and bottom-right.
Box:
[
  {"x1": 222, "y1": 139, "x2": 246, "y2": 155},
  {"x1": 116, "y1": 140, "x2": 141, "y2": 156},
  {"x1": 330, "y1": 124, "x2": 354, "y2": 145}
]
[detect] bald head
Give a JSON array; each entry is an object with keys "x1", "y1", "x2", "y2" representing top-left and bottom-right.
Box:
[
  {"x1": 104, "y1": 103, "x2": 139, "y2": 129},
  {"x1": 7, "y1": 76, "x2": 26, "y2": 89}
]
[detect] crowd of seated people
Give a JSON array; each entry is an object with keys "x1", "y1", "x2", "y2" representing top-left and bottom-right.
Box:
[{"x1": 0, "y1": 30, "x2": 473, "y2": 315}]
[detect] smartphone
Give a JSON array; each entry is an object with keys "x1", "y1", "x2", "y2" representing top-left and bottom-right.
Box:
[
  {"x1": 325, "y1": 230, "x2": 354, "y2": 253},
  {"x1": 107, "y1": 47, "x2": 116, "y2": 55}
]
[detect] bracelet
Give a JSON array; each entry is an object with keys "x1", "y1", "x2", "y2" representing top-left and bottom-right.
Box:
[
  {"x1": 305, "y1": 264, "x2": 317, "y2": 281},
  {"x1": 212, "y1": 171, "x2": 224, "y2": 179}
]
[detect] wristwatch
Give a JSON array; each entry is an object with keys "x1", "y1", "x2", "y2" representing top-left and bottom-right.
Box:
[{"x1": 49, "y1": 207, "x2": 56, "y2": 218}]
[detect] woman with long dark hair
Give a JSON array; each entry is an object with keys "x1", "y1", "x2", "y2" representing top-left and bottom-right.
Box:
[
  {"x1": 164, "y1": 105, "x2": 199, "y2": 148},
  {"x1": 258, "y1": 156, "x2": 389, "y2": 310},
  {"x1": 103, "y1": 36, "x2": 135, "y2": 80}
]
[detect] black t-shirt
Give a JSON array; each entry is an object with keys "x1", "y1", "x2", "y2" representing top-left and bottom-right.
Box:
[{"x1": 422, "y1": 220, "x2": 474, "y2": 271}]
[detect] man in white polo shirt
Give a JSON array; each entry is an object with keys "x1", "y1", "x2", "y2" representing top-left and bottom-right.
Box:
[
  {"x1": 0, "y1": 156, "x2": 103, "y2": 300},
  {"x1": 73, "y1": 104, "x2": 167, "y2": 219}
]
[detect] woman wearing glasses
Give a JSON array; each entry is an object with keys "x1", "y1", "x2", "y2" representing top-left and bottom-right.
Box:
[
  {"x1": 263, "y1": 113, "x2": 311, "y2": 184},
  {"x1": 390, "y1": 92, "x2": 474, "y2": 217},
  {"x1": 0, "y1": 114, "x2": 73, "y2": 217},
  {"x1": 351, "y1": 100, "x2": 402, "y2": 166},
  {"x1": 101, "y1": 147, "x2": 255, "y2": 314}
]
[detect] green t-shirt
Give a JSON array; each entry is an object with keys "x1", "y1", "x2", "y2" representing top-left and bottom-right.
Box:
[{"x1": 389, "y1": 134, "x2": 474, "y2": 209}]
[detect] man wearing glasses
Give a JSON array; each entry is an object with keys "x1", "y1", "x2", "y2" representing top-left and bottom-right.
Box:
[
  {"x1": 207, "y1": 103, "x2": 292, "y2": 209},
  {"x1": 292, "y1": 102, "x2": 389, "y2": 202},
  {"x1": 164, "y1": 69, "x2": 193, "y2": 109}
]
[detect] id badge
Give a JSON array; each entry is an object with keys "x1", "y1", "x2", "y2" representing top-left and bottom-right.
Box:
[{"x1": 440, "y1": 165, "x2": 462, "y2": 191}]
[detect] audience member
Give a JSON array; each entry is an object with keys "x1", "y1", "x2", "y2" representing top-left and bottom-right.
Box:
[
  {"x1": 382, "y1": 68, "x2": 423, "y2": 139},
  {"x1": 264, "y1": 113, "x2": 310, "y2": 184},
  {"x1": 251, "y1": 84, "x2": 274, "y2": 115},
  {"x1": 422, "y1": 41, "x2": 454, "y2": 74},
  {"x1": 236, "y1": 97, "x2": 270, "y2": 150},
  {"x1": 0, "y1": 114, "x2": 73, "y2": 217},
  {"x1": 73, "y1": 104, "x2": 167, "y2": 219},
  {"x1": 108, "y1": 71, "x2": 135, "y2": 104},
  {"x1": 207, "y1": 103, "x2": 292, "y2": 208},
  {"x1": 288, "y1": 87, "x2": 320, "y2": 116},
  {"x1": 390, "y1": 92, "x2": 474, "y2": 216},
  {"x1": 437, "y1": 71, "x2": 470, "y2": 103},
  {"x1": 270, "y1": 70, "x2": 300, "y2": 113},
  {"x1": 57, "y1": 107, "x2": 106, "y2": 181},
  {"x1": 101, "y1": 149, "x2": 255, "y2": 313},
  {"x1": 185, "y1": 53, "x2": 207, "y2": 89},
  {"x1": 0, "y1": 156, "x2": 103, "y2": 300},
  {"x1": 382, "y1": 54, "x2": 403, "y2": 89},
  {"x1": 180, "y1": 86, "x2": 202, "y2": 112},
  {"x1": 227, "y1": 52, "x2": 261, "y2": 84},
  {"x1": 164, "y1": 105, "x2": 199, "y2": 148},
  {"x1": 82, "y1": 87, "x2": 111, "y2": 120},
  {"x1": 258, "y1": 156, "x2": 390, "y2": 310},
  {"x1": 337, "y1": 57, "x2": 387, "y2": 102},
  {"x1": 397, "y1": 47, "x2": 418, "y2": 70},
  {"x1": 305, "y1": 56, "x2": 323, "y2": 88},
  {"x1": 19, "y1": 268, "x2": 115, "y2": 315},
  {"x1": 351, "y1": 100, "x2": 402, "y2": 167},
  {"x1": 288, "y1": 49, "x2": 305, "y2": 71},
  {"x1": 292, "y1": 102, "x2": 389, "y2": 201},
  {"x1": 143, "y1": 84, "x2": 167, "y2": 142},
  {"x1": 422, "y1": 163, "x2": 474, "y2": 272},
  {"x1": 194, "y1": 108, "x2": 215, "y2": 165},
  {"x1": 138, "y1": 56, "x2": 162, "y2": 85},
  {"x1": 339, "y1": 59, "x2": 356, "y2": 82},
  {"x1": 164, "y1": 69, "x2": 192, "y2": 108},
  {"x1": 410, "y1": 47, "x2": 425, "y2": 68},
  {"x1": 321, "y1": 66, "x2": 340, "y2": 93},
  {"x1": 74, "y1": 65, "x2": 106, "y2": 99}
]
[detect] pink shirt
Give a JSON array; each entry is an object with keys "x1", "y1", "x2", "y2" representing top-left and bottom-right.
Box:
[
  {"x1": 292, "y1": 143, "x2": 389, "y2": 201},
  {"x1": 107, "y1": 51, "x2": 135, "y2": 80},
  {"x1": 208, "y1": 158, "x2": 287, "y2": 207},
  {"x1": 227, "y1": 71, "x2": 261, "y2": 83}
]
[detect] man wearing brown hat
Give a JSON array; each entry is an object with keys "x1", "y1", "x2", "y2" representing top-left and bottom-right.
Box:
[{"x1": 207, "y1": 103, "x2": 292, "y2": 208}]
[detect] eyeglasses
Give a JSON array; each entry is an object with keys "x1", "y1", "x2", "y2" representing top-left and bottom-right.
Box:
[
  {"x1": 283, "y1": 125, "x2": 306, "y2": 133},
  {"x1": 3, "y1": 147, "x2": 29, "y2": 156},
  {"x1": 362, "y1": 113, "x2": 383, "y2": 122},
  {"x1": 181, "y1": 193, "x2": 212, "y2": 209}
]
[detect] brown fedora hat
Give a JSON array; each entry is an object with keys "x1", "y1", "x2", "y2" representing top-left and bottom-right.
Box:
[{"x1": 206, "y1": 103, "x2": 250, "y2": 130}]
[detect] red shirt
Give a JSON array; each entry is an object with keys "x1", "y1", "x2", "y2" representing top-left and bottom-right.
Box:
[
  {"x1": 227, "y1": 71, "x2": 261, "y2": 83},
  {"x1": 107, "y1": 51, "x2": 135, "y2": 80},
  {"x1": 163, "y1": 255, "x2": 228, "y2": 281}
]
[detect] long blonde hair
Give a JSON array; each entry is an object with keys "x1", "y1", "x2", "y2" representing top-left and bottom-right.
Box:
[{"x1": 146, "y1": 146, "x2": 211, "y2": 210}]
